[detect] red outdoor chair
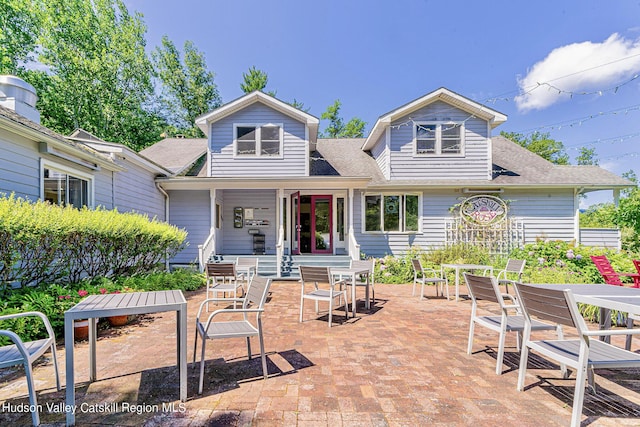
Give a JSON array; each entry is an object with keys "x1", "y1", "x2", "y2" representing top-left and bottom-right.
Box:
[{"x1": 590, "y1": 255, "x2": 640, "y2": 288}]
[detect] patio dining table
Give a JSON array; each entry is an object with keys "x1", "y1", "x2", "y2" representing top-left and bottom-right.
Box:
[
  {"x1": 441, "y1": 263, "x2": 494, "y2": 302},
  {"x1": 63, "y1": 290, "x2": 187, "y2": 426},
  {"x1": 331, "y1": 266, "x2": 371, "y2": 318}
]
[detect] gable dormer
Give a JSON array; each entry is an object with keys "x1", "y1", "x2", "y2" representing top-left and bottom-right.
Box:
[
  {"x1": 362, "y1": 88, "x2": 507, "y2": 181},
  {"x1": 195, "y1": 91, "x2": 319, "y2": 177}
]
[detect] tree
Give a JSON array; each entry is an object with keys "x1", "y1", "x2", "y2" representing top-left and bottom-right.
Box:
[
  {"x1": 500, "y1": 131, "x2": 569, "y2": 165},
  {"x1": 153, "y1": 36, "x2": 221, "y2": 137},
  {"x1": 0, "y1": 0, "x2": 40, "y2": 74},
  {"x1": 26, "y1": 0, "x2": 164, "y2": 150},
  {"x1": 240, "y1": 66, "x2": 276, "y2": 96},
  {"x1": 320, "y1": 100, "x2": 366, "y2": 138},
  {"x1": 576, "y1": 147, "x2": 598, "y2": 165}
]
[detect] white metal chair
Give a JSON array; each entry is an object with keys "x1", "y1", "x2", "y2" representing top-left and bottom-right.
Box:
[
  {"x1": 464, "y1": 273, "x2": 560, "y2": 375},
  {"x1": 0, "y1": 311, "x2": 61, "y2": 426},
  {"x1": 513, "y1": 282, "x2": 640, "y2": 427},
  {"x1": 205, "y1": 262, "x2": 244, "y2": 310},
  {"x1": 343, "y1": 259, "x2": 375, "y2": 309},
  {"x1": 411, "y1": 258, "x2": 449, "y2": 300},
  {"x1": 496, "y1": 259, "x2": 526, "y2": 293},
  {"x1": 193, "y1": 275, "x2": 272, "y2": 394},
  {"x1": 299, "y1": 265, "x2": 347, "y2": 328},
  {"x1": 236, "y1": 257, "x2": 259, "y2": 291}
]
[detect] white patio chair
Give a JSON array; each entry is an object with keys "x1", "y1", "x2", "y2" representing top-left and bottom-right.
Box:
[
  {"x1": 205, "y1": 262, "x2": 244, "y2": 310},
  {"x1": 0, "y1": 311, "x2": 61, "y2": 426},
  {"x1": 464, "y1": 273, "x2": 561, "y2": 375},
  {"x1": 299, "y1": 265, "x2": 347, "y2": 328},
  {"x1": 411, "y1": 258, "x2": 449, "y2": 300},
  {"x1": 342, "y1": 259, "x2": 375, "y2": 309},
  {"x1": 236, "y1": 257, "x2": 259, "y2": 291},
  {"x1": 512, "y1": 282, "x2": 640, "y2": 427},
  {"x1": 496, "y1": 259, "x2": 526, "y2": 293},
  {"x1": 193, "y1": 274, "x2": 272, "y2": 394}
]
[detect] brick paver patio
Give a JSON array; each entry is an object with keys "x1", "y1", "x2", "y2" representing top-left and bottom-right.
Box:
[{"x1": 1, "y1": 281, "x2": 640, "y2": 426}]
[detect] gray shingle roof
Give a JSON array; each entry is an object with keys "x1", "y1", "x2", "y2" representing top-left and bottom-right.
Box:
[
  {"x1": 0, "y1": 105, "x2": 114, "y2": 164},
  {"x1": 140, "y1": 138, "x2": 207, "y2": 175}
]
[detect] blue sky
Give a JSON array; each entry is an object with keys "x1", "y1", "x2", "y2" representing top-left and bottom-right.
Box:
[{"x1": 128, "y1": 0, "x2": 640, "y2": 206}]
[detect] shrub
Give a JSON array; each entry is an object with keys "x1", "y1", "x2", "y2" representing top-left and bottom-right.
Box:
[{"x1": 0, "y1": 194, "x2": 187, "y2": 287}]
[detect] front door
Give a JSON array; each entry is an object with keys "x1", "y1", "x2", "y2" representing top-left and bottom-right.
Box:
[
  {"x1": 292, "y1": 194, "x2": 333, "y2": 254},
  {"x1": 310, "y1": 195, "x2": 332, "y2": 254}
]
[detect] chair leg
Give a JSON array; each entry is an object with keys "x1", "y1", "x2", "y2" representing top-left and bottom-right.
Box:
[
  {"x1": 193, "y1": 328, "x2": 199, "y2": 365},
  {"x1": 571, "y1": 359, "x2": 589, "y2": 427},
  {"x1": 467, "y1": 320, "x2": 475, "y2": 355},
  {"x1": 24, "y1": 361, "x2": 40, "y2": 426},
  {"x1": 198, "y1": 338, "x2": 207, "y2": 394},
  {"x1": 258, "y1": 322, "x2": 268, "y2": 379},
  {"x1": 328, "y1": 297, "x2": 333, "y2": 328},
  {"x1": 412, "y1": 277, "x2": 417, "y2": 296},
  {"x1": 496, "y1": 329, "x2": 507, "y2": 375},
  {"x1": 421, "y1": 281, "x2": 426, "y2": 300},
  {"x1": 299, "y1": 293, "x2": 305, "y2": 323},
  {"x1": 51, "y1": 341, "x2": 61, "y2": 391},
  {"x1": 516, "y1": 344, "x2": 530, "y2": 391},
  {"x1": 246, "y1": 336, "x2": 252, "y2": 360}
]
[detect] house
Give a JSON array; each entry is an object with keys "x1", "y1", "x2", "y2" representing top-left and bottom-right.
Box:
[
  {"x1": 1, "y1": 75, "x2": 633, "y2": 276},
  {"x1": 142, "y1": 89, "x2": 632, "y2": 274},
  {"x1": 0, "y1": 75, "x2": 169, "y2": 220}
]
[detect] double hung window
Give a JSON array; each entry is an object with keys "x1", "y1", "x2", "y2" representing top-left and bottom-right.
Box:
[
  {"x1": 364, "y1": 194, "x2": 419, "y2": 232},
  {"x1": 234, "y1": 124, "x2": 283, "y2": 157},
  {"x1": 415, "y1": 122, "x2": 463, "y2": 155},
  {"x1": 43, "y1": 165, "x2": 91, "y2": 208}
]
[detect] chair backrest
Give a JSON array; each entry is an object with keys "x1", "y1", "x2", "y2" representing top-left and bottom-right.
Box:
[
  {"x1": 243, "y1": 275, "x2": 272, "y2": 309},
  {"x1": 206, "y1": 262, "x2": 237, "y2": 280},
  {"x1": 590, "y1": 255, "x2": 623, "y2": 286},
  {"x1": 504, "y1": 259, "x2": 526, "y2": 275},
  {"x1": 411, "y1": 258, "x2": 423, "y2": 274},
  {"x1": 463, "y1": 273, "x2": 501, "y2": 305},
  {"x1": 351, "y1": 259, "x2": 373, "y2": 273},
  {"x1": 237, "y1": 257, "x2": 259, "y2": 269},
  {"x1": 633, "y1": 259, "x2": 640, "y2": 275},
  {"x1": 512, "y1": 283, "x2": 583, "y2": 331},
  {"x1": 299, "y1": 265, "x2": 332, "y2": 288}
]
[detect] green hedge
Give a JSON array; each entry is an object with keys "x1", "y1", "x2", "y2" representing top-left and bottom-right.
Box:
[{"x1": 0, "y1": 194, "x2": 187, "y2": 287}]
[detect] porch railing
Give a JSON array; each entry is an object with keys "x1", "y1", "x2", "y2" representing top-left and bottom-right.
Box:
[
  {"x1": 348, "y1": 229, "x2": 360, "y2": 260},
  {"x1": 198, "y1": 231, "x2": 216, "y2": 272},
  {"x1": 276, "y1": 226, "x2": 284, "y2": 277}
]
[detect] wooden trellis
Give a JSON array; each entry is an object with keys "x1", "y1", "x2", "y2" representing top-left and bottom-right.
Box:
[{"x1": 444, "y1": 217, "x2": 524, "y2": 255}]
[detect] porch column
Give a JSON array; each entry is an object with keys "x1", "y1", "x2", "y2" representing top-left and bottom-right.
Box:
[
  {"x1": 277, "y1": 188, "x2": 285, "y2": 277},
  {"x1": 348, "y1": 188, "x2": 358, "y2": 260}
]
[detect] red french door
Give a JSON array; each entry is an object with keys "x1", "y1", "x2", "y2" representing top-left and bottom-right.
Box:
[
  {"x1": 310, "y1": 195, "x2": 332, "y2": 254},
  {"x1": 291, "y1": 192, "x2": 301, "y2": 255}
]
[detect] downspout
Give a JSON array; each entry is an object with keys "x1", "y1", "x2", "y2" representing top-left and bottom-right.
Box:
[{"x1": 156, "y1": 182, "x2": 170, "y2": 270}]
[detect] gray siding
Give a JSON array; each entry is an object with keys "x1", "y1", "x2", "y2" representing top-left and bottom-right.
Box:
[
  {"x1": 386, "y1": 101, "x2": 490, "y2": 180},
  {"x1": 93, "y1": 169, "x2": 114, "y2": 209},
  {"x1": 113, "y1": 160, "x2": 165, "y2": 220},
  {"x1": 209, "y1": 103, "x2": 308, "y2": 177},
  {"x1": 355, "y1": 188, "x2": 578, "y2": 258},
  {"x1": 0, "y1": 132, "x2": 40, "y2": 200},
  {"x1": 580, "y1": 228, "x2": 620, "y2": 249},
  {"x1": 370, "y1": 132, "x2": 388, "y2": 179},
  {"x1": 168, "y1": 190, "x2": 211, "y2": 265},
  {"x1": 222, "y1": 189, "x2": 277, "y2": 255}
]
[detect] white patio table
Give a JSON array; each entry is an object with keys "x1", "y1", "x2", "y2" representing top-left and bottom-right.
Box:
[
  {"x1": 441, "y1": 263, "x2": 494, "y2": 302},
  {"x1": 526, "y1": 283, "x2": 640, "y2": 334},
  {"x1": 331, "y1": 266, "x2": 371, "y2": 318},
  {"x1": 64, "y1": 290, "x2": 187, "y2": 426}
]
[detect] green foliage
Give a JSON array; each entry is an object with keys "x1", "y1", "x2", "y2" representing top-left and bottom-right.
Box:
[
  {"x1": 500, "y1": 131, "x2": 569, "y2": 165},
  {"x1": 153, "y1": 36, "x2": 221, "y2": 137},
  {"x1": 0, "y1": 0, "x2": 40, "y2": 74},
  {"x1": 240, "y1": 66, "x2": 276, "y2": 96},
  {"x1": 576, "y1": 147, "x2": 598, "y2": 165},
  {"x1": 320, "y1": 99, "x2": 366, "y2": 138},
  {"x1": 0, "y1": 269, "x2": 205, "y2": 345},
  {"x1": 0, "y1": 195, "x2": 187, "y2": 286},
  {"x1": 579, "y1": 203, "x2": 617, "y2": 228}
]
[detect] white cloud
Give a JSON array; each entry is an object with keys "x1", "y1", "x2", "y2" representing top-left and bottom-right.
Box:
[{"x1": 515, "y1": 33, "x2": 640, "y2": 111}]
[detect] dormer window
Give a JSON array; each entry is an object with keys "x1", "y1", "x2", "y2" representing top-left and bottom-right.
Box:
[
  {"x1": 234, "y1": 123, "x2": 283, "y2": 157},
  {"x1": 414, "y1": 122, "x2": 463, "y2": 156}
]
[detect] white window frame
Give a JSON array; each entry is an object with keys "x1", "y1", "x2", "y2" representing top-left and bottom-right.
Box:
[
  {"x1": 40, "y1": 159, "x2": 94, "y2": 208},
  {"x1": 233, "y1": 123, "x2": 284, "y2": 158},
  {"x1": 361, "y1": 192, "x2": 422, "y2": 234},
  {"x1": 413, "y1": 121, "x2": 464, "y2": 156}
]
